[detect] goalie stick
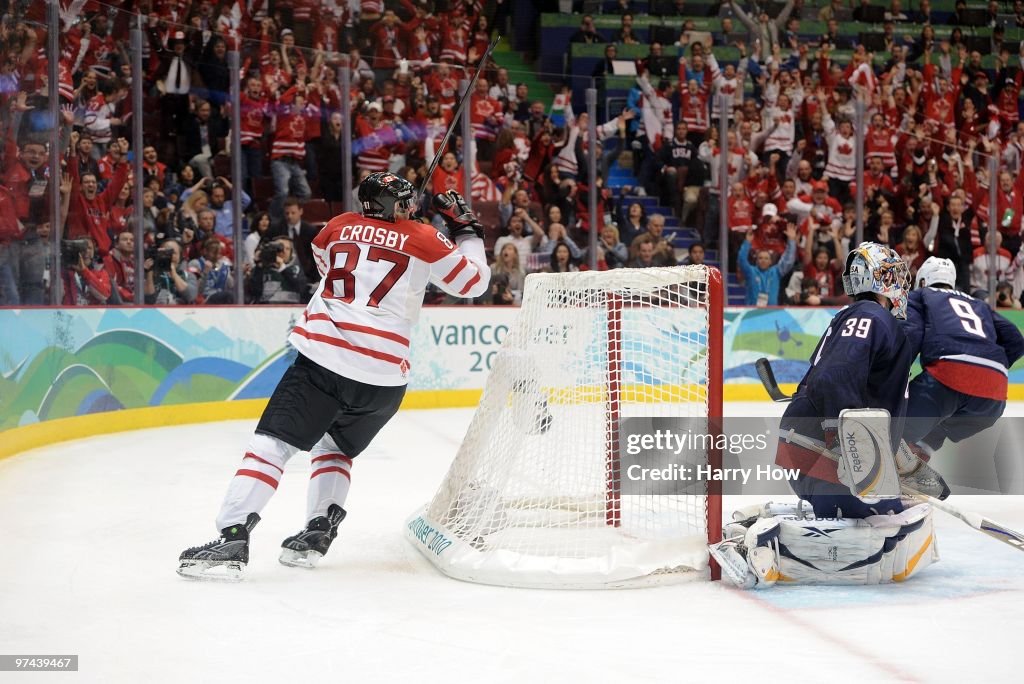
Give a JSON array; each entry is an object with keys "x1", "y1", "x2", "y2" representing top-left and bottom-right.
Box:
[
  {"x1": 755, "y1": 357, "x2": 792, "y2": 402},
  {"x1": 418, "y1": 36, "x2": 501, "y2": 197}
]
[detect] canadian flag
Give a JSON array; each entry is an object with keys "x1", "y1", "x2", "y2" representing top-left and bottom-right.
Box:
[
  {"x1": 848, "y1": 62, "x2": 876, "y2": 93},
  {"x1": 642, "y1": 97, "x2": 663, "y2": 150}
]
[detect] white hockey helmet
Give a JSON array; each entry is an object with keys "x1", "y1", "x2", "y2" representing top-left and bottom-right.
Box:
[
  {"x1": 916, "y1": 256, "x2": 957, "y2": 289},
  {"x1": 842, "y1": 242, "x2": 911, "y2": 319}
]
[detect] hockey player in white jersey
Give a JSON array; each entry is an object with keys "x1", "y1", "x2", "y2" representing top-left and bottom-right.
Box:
[{"x1": 178, "y1": 173, "x2": 489, "y2": 580}]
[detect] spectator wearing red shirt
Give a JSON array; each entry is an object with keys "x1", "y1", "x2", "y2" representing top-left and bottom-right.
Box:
[
  {"x1": 992, "y1": 169, "x2": 1024, "y2": 256},
  {"x1": 798, "y1": 246, "x2": 847, "y2": 304},
  {"x1": 994, "y1": 50, "x2": 1024, "y2": 133},
  {"x1": 269, "y1": 85, "x2": 316, "y2": 215},
  {"x1": 854, "y1": 155, "x2": 896, "y2": 201},
  {"x1": 353, "y1": 102, "x2": 401, "y2": 174},
  {"x1": 62, "y1": 237, "x2": 115, "y2": 306},
  {"x1": 424, "y1": 61, "x2": 460, "y2": 113},
  {"x1": 104, "y1": 229, "x2": 137, "y2": 303},
  {"x1": 1, "y1": 133, "x2": 50, "y2": 226},
  {"x1": 921, "y1": 59, "x2": 962, "y2": 130},
  {"x1": 470, "y1": 78, "x2": 504, "y2": 161},
  {"x1": 238, "y1": 77, "x2": 269, "y2": 196},
  {"x1": 66, "y1": 137, "x2": 131, "y2": 257},
  {"x1": 895, "y1": 225, "x2": 931, "y2": 282},
  {"x1": 141, "y1": 145, "x2": 168, "y2": 189},
  {"x1": 368, "y1": 8, "x2": 419, "y2": 73},
  {"x1": 753, "y1": 203, "x2": 788, "y2": 259},
  {"x1": 411, "y1": 95, "x2": 452, "y2": 162},
  {"x1": 431, "y1": 152, "x2": 465, "y2": 196}
]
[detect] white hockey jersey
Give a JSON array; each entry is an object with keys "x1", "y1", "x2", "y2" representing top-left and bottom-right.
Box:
[
  {"x1": 290, "y1": 212, "x2": 489, "y2": 386},
  {"x1": 823, "y1": 111, "x2": 857, "y2": 182}
]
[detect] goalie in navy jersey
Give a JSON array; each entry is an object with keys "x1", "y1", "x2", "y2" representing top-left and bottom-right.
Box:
[
  {"x1": 177, "y1": 173, "x2": 490, "y2": 581},
  {"x1": 902, "y1": 257, "x2": 1024, "y2": 459},
  {"x1": 776, "y1": 242, "x2": 915, "y2": 519},
  {"x1": 712, "y1": 243, "x2": 939, "y2": 588}
]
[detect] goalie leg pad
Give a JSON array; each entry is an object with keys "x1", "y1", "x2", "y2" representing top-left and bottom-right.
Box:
[
  {"x1": 714, "y1": 504, "x2": 939, "y2": 587},
  {"x1": 867, "y1": 503, "x2": 940, "y2": 582},
  {"x1": 768, "y1": 504, "x2": 938, "y2": 585}
]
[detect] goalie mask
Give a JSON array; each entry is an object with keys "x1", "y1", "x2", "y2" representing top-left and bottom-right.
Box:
[
  {"x1": 842, "y1": 242, "x2": 910, "y2": 319},
  {"x1": 915, "y1": 256, "x2": 957, "y2": 290},
  {"x1": 358, "y1": 172, "x2": 418, "y2": 222}
]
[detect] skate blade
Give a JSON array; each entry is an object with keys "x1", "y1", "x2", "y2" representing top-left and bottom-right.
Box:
[
  {"x1": 279, "y1": 548, "x2": 323, "y2": 568},
  {"x1": 177, "y1": 560, "x2": 245, "y2": 582}
]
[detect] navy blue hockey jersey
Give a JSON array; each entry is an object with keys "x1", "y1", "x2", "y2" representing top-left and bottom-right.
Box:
[
  {"x1": 902, "y1": 287, "x2": 1024, "y2": 400},
  {"x1": 777, "y1": 300, "x2": 915, "y2": 483}
]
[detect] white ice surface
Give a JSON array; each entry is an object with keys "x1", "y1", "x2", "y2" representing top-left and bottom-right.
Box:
[{"x1": 1, "y1": 403, "x2": 1023, "y2": 683}]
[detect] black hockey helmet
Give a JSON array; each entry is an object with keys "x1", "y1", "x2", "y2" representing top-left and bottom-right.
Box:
[{"x1": 358, "y1": 172, "x2": 417, "y2": 222}]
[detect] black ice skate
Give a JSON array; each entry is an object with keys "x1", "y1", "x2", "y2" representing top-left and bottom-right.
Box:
[
  {"x1": 279, "y1": 505, "x2": 347, "y2": 568},
  {"x1": 177, "y1": 513, "x2": 260, "y2": 582}
]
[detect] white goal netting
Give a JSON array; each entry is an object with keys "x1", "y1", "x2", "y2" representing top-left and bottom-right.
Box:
[{"x1": 406, "y1": 266, "x2": 723, "y2": 588}]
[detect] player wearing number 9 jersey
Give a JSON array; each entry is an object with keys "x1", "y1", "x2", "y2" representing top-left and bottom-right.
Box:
[
  {"x1": 178, "y1": 173, "x2": 489, "y2": 581},
  {"x1": 901, "y1": 257, "x2": 1024, "y2": 457},
  {"x1": 776, "y1": 242, "x2": 915, "y2": 518}
]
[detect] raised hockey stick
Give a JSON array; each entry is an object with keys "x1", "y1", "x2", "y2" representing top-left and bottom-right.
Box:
[
  {"x1": 418, "y1": 36, "x2": 501, "y2": 197},
  {"x1": 780, "y1": 426, "x2": 1024, "y2": 553},
  {"x1": 755, "y1": 357, "x2": 792, "y2": 402}
]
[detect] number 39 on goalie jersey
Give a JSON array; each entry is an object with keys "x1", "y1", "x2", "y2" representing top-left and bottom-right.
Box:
[
  {"x1": 778, "y1": 300, "x2": 915, "y2": 482},
  {"x1": 289, "y1": 212, "x2": 489, "y2": 387}
]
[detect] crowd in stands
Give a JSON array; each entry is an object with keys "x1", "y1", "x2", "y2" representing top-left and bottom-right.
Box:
[
  {"x1": 4, "y1": 0, "x2": 1024, "y2": 309},
  {"x1": 572, "y1": 0, "x2": 1024, "y2": 308}
]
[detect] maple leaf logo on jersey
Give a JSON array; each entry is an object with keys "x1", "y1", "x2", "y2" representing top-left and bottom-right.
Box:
[
  {"x1": 399, "y1": 359, "x2": 410, "y2": 376},
  {"x1": 476, "y1": 100, "x2": 495, "y2": 117},
  {"x1": 289, "y1": 116, "x2": 305, "y2": 137},
  {"x1": 838, "y1": 142, "x2": 853, "y2": 155}
]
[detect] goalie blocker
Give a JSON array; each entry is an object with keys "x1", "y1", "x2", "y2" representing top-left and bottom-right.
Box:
[{"x1": 710, "y1": 501, "x2": 939, "y2": 588}]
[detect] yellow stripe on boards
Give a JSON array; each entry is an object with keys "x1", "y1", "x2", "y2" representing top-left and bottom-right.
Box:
[
  {"x1": 2, "y1": 383, "x2": 1023, "y2": 461},
  {"x1": 0, "y1": 399, "x2": 270, "y2": 462}
]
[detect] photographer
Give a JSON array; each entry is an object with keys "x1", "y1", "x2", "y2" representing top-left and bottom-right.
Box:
[
  {"x1": 487, "y1": 272, "x2": 515, "y2": 306},
  {"x1": 189, "y1": 237, "x2": 235, "y2": 304},
  {"x1": 995, "y1": 281, "x2": 1022, "y2": 310},
  {"x1": 61, "y1": 237, "x2": 116, "y2": 305},
  {"x1": 144, "y1": 239, "x2": 198, "y2": 305},
  {"x1": 244, "y1": 237, "x2": 308, "y2": 304}
]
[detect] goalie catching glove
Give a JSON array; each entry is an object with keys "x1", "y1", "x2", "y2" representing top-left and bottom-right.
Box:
[{"x1": 433, "y1": 190, "x2": 484, "y2": 241}]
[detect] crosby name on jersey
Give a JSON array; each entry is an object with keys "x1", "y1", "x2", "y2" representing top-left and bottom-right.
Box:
[{"x1": 291, "y1": 212, "x2": 487, "y2": 387}]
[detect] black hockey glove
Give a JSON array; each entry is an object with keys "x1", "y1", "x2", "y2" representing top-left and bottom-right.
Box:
[{"x1": 433, "y1": 190, "x2": 484, "y2": 240}]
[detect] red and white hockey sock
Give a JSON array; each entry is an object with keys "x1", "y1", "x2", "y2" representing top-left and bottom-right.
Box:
[
  {"x1": 216, "y1": 434, "x2": 298, "y2": 530},
  {"x1": 306, "y1": 436, "x2": 353, "y2": 521}
]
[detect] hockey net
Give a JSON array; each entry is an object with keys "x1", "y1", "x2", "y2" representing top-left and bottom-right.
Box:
[{"x1": 406, "y1": 266, "x2": 723, "y2": 588}]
